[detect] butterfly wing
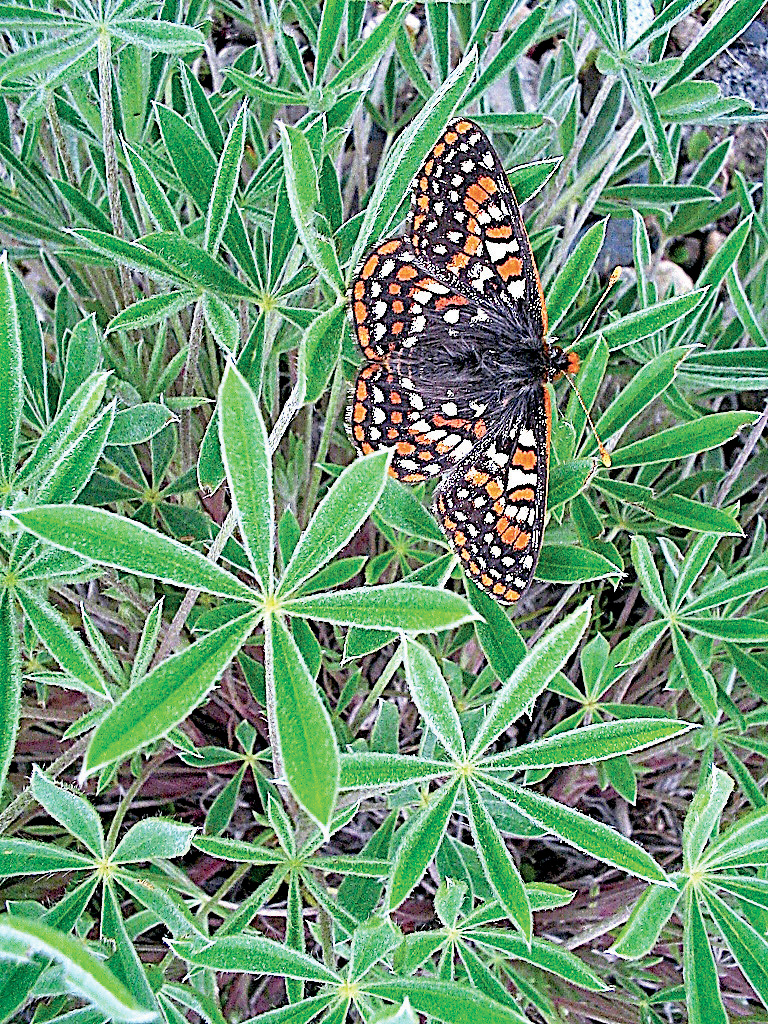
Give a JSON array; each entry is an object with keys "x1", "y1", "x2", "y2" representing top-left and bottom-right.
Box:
[
  {"x1": 433, "y1": 388, "x2": 551, "y2": 604},
  {"x1": 349, "y1": 237, "x2": 490, "y2": 481},
  {"x1": 409, "y1": 118, "x2": 547, "y2": 337}
]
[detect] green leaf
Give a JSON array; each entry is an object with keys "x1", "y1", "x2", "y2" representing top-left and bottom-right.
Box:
[
  {"x1": 108, "y1": 404, "x2": 177, "y2": 446},
  {"x1": 224, "y1": 69, "x2": 306, "y2": 106},
  {"x1": 75, "y1": 229, "x2": 189, "y2": 286},
  {"x1": 124, "y1": 141, "x2": 180, "y2": 232},
  {"x1": 696, "y1": 217, "x2": 752, "y2": 295},
  {"x1": 58, "y1": 314, "x2": 101, "y2": 412},
  {"x1": 0, "y1": 252, "x2": 22, "y2": 483},
  {"x1": 590, "y1": 347, "x2": 690, "y2": 452},
  {"x1": 600, "y1": 184, "x2": 713, "y2": 205},
  {"x1": 35, "y1": 401, "x2": 114, "y2": 506},
  {"x1": 702, "y1": 884, "x2": 768, "y2": 1008},
  {"x1": 339, "y1": 752, "x2": 450, "y2": 790},
  {"x1": 468, "y1": 599, "x2": 592, "y2": 758},
  {"x1": 483, "y1": 776, "x2": 669, "y2": 884},
  {"x1": 598, "y1": 290, "x2": 707, "y2": 349},
  {"x1": 644, "y1": 494, "x2": 741, "y2": 537},
  {"x1": 703, "y1": 806, "x2": 768, "y2": 868},
  {"x1": 0, "y1": 836, "x2": 94, "y2": 875},
  {"x1": 536, "y1": 545, "x2": 622, "y2": 585},
  {"x1": 547, "y1": 460, "x2": 594, "y2": 509},
  {"x1": 0, "y1": 5, "x2": 84, "y2": 27},
  {"x1": 364, "y1": 978, "x2": 528, "y2": 1024},
  {"x1": 205, "y1": 104, "x2": 247, "y2": 257},
  {"x1": 280, "y1": 123, "x2": 343, "y2": 294},
  {"x1": 630, "y1": 536, "x2": 668, "y2": 613},
  {"x1": 284, "y1": 583, "x2": 477, "y2": 632},
  {"x1": 467, "y1": 928, "x2": 608, "y2": 991},
  {"x1": 486, "y1": 719, "x2": 692, "y2": 771},
  {"x1": 112, "y1": 819, "x2": 195, "y2": 863},
  {"x1": 726, "y1": 644, "x2": 768, "y2": 701},
  {"x1": 684, "y1": 894, "x2": 727, "y2": 1024},
  {"x1": 466, "y1": 580, "x2": 526, "y2": 682},
  {"x1": 0, "y1": 591, "x2": 21, "y2": 796},
  {"x1": 403, "y1": 638, "x2": 465, "y2": 758},
  {"x1": 0, "y1": 914, "x2": 156, "y2": 1023},
  {"x1": 30, "y1": 765, "x2": 104, "y2": 857},
  {"x1": 155, "y1": 104, "x2": 259, "y2": 286},
  {"x1": 349, "y1": 916, "x2": 402, "y2": 982},
  {"x1": 667, "y1": 0, "x2": 768, "y2": 86},
  {"x1": 314, "y1": 0, "x2": 345, "y2": 84},
  {"x1": 0, "y1": 29, "x2": 96, "y2": 86},
  {"x1": 683, "y1": 766, "x2": 734, "y2": 870},
  {"x1": 111, "y1": 18, "x2": 204, "y2": 53},
  {"x1": 625, "y1": 70, "x2": 673, "y2": 180},
  {"x1": 172, "y1": 932, "x2": 339, "y2": 983},
  {"x1": 268, "y1": 615, "x2": 339, "y2": 831},
  {"x1": 464, "y1": 7, "x2": 547, "y2": 107},
  {"x1": 465, "y1": 780, "x2": 531, "y2": 941},
  {"x1": 16, "y1": 584, "x2": 109, "y2": 697},
  {"x1": 203, "y1": 293, "x2": 239, "y2": 354},
  {"x1": 17, "y1": 370, "x2": 110, "y2": 489},
  {"x1": 376, "y1": 478, "x2": 445, "y2": 544},
  {"x1": 84, "y1": 611, "x2": 259, "y2": 773},
  {"x1": 327, "y1": 2, "x2": 409, "y2": 91},
  {"x1": 611, "y1": 880, "x2": 682, "y2": 958},
  {"x1": 11, "y1": 269, "x2": 47, "y2": 425},
  {"x1": 547, "y1": 220, "x2": 606, "y2": 328},
  {"x1": 139, "y1": 232, "x2": 255, "y2": 298},
  {"x1": 8, "y1": 506, "x2": 258, "y2": 602},
  {"x1": 303, "y1": 303, "x2": 345, "y2": 405},
  {"x1": 278, "y1": 450, "x2": 390, "y2": 595},
  {"x1": 671, "y1": 626, "x2": 717, "y2": 717},
  {"x1": 611, "y1": 412, "x2": 756, "y2": 467},
  {"x1": 682, "y1": 616, "x2": 768, "y2": 643},
  {"x1": 727, "y1": 267, "x2": 767, "y2": 347},
  {"x1": 388, "y1": 781, "x2": 460, "y2": 909},
  {"x1": 219, "y1": 364, "x2": 273, "y2": 591},
  {"x1": 100, "y1": 881, "x2": 158, "y2": 1014}
]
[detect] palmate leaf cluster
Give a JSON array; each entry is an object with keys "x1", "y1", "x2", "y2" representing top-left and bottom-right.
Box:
[{"x1": 1, "y1": 0, "x2": 768, "y2": 1021}]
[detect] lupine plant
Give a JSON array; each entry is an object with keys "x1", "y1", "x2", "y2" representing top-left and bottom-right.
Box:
[{"x1": 1, "y1": 0, "x2": 768, "y2": 1021}]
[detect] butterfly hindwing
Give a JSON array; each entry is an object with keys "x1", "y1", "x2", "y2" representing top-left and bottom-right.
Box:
[
  {"x1": 409, "y1": 118, "x2": 547, "y2": 336},
  {"x1": 433, "y1": 387, "x2": 550, "y2": 604},
  {"x1": 349, "y1": 360, "x2": 489, "y2": 483}
]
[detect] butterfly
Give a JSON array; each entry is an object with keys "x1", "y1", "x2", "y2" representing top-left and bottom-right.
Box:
[{"x1": 347, "y1": 118, "x2": 582, "y2": 605}]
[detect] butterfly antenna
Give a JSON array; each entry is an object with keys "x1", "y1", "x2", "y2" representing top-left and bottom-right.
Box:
[
  {"x1": 563, "y1": 374, "x2": 612, "y2": 468},
  {"x1": 569, "y1": 266, "x2": 622, "y2": 351}
]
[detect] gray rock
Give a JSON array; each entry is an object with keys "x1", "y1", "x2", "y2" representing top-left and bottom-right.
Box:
[{"x1": 741, "y1": 20, "x2": 768, "y2": 46}]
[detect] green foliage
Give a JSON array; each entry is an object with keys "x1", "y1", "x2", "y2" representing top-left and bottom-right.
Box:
[{"x1": 1, "y1": 0, "x2": 768, "y2": 1021}]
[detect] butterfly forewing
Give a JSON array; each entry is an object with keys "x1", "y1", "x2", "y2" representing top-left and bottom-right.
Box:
[
  {"x1": 349, "y1": 240, "x2": 491, "y2": 481},
  {"x1": 408, "y1": 118, "x2": 547, "y2": 336}
]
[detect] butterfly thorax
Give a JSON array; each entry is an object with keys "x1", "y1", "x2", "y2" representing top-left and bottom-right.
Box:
[{"x1": 391, "y1": 301, "x2": 569, "y2": 424}]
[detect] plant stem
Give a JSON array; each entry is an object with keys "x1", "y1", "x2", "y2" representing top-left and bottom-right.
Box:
[
  {"x1": 151, "y1": 506, "x2": 239, "y2": 666},
  {"x1": 0, "y1": 735, "x2": 90, "y2": 836},
  {"x1": 97, "y1": 29, "x2": 131, "y2": 308},
  {"x1": 180, "y1": 297, "x2": 206, "y2": 471},
  {"x1": 300, "y1": 364, "x2": 346, "y2": 527},
  {"x1": 543, "y1": 116, "x2": 639, "y2": 285},
  {"x1": 349, "y1": 646, "x2": 403, "y2": 736}
]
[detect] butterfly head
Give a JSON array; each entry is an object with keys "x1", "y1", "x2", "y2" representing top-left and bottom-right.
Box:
[{"x1": 548, "y1": 345, "x2": 580, "y2": 381}]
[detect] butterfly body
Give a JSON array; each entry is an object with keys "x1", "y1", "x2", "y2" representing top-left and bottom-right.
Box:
[{"x1": 348, "y1": 119, "x2": 581, "y2": 605}]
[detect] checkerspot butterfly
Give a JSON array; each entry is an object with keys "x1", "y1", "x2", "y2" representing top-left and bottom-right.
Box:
[{"x1": 348, "y1": 118, "x2": 587, "y2": 605}]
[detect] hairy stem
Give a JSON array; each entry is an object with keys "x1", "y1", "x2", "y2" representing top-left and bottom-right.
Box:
[{"x1": 97, "y1": 30, "x2": 131, "y2": 307}]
